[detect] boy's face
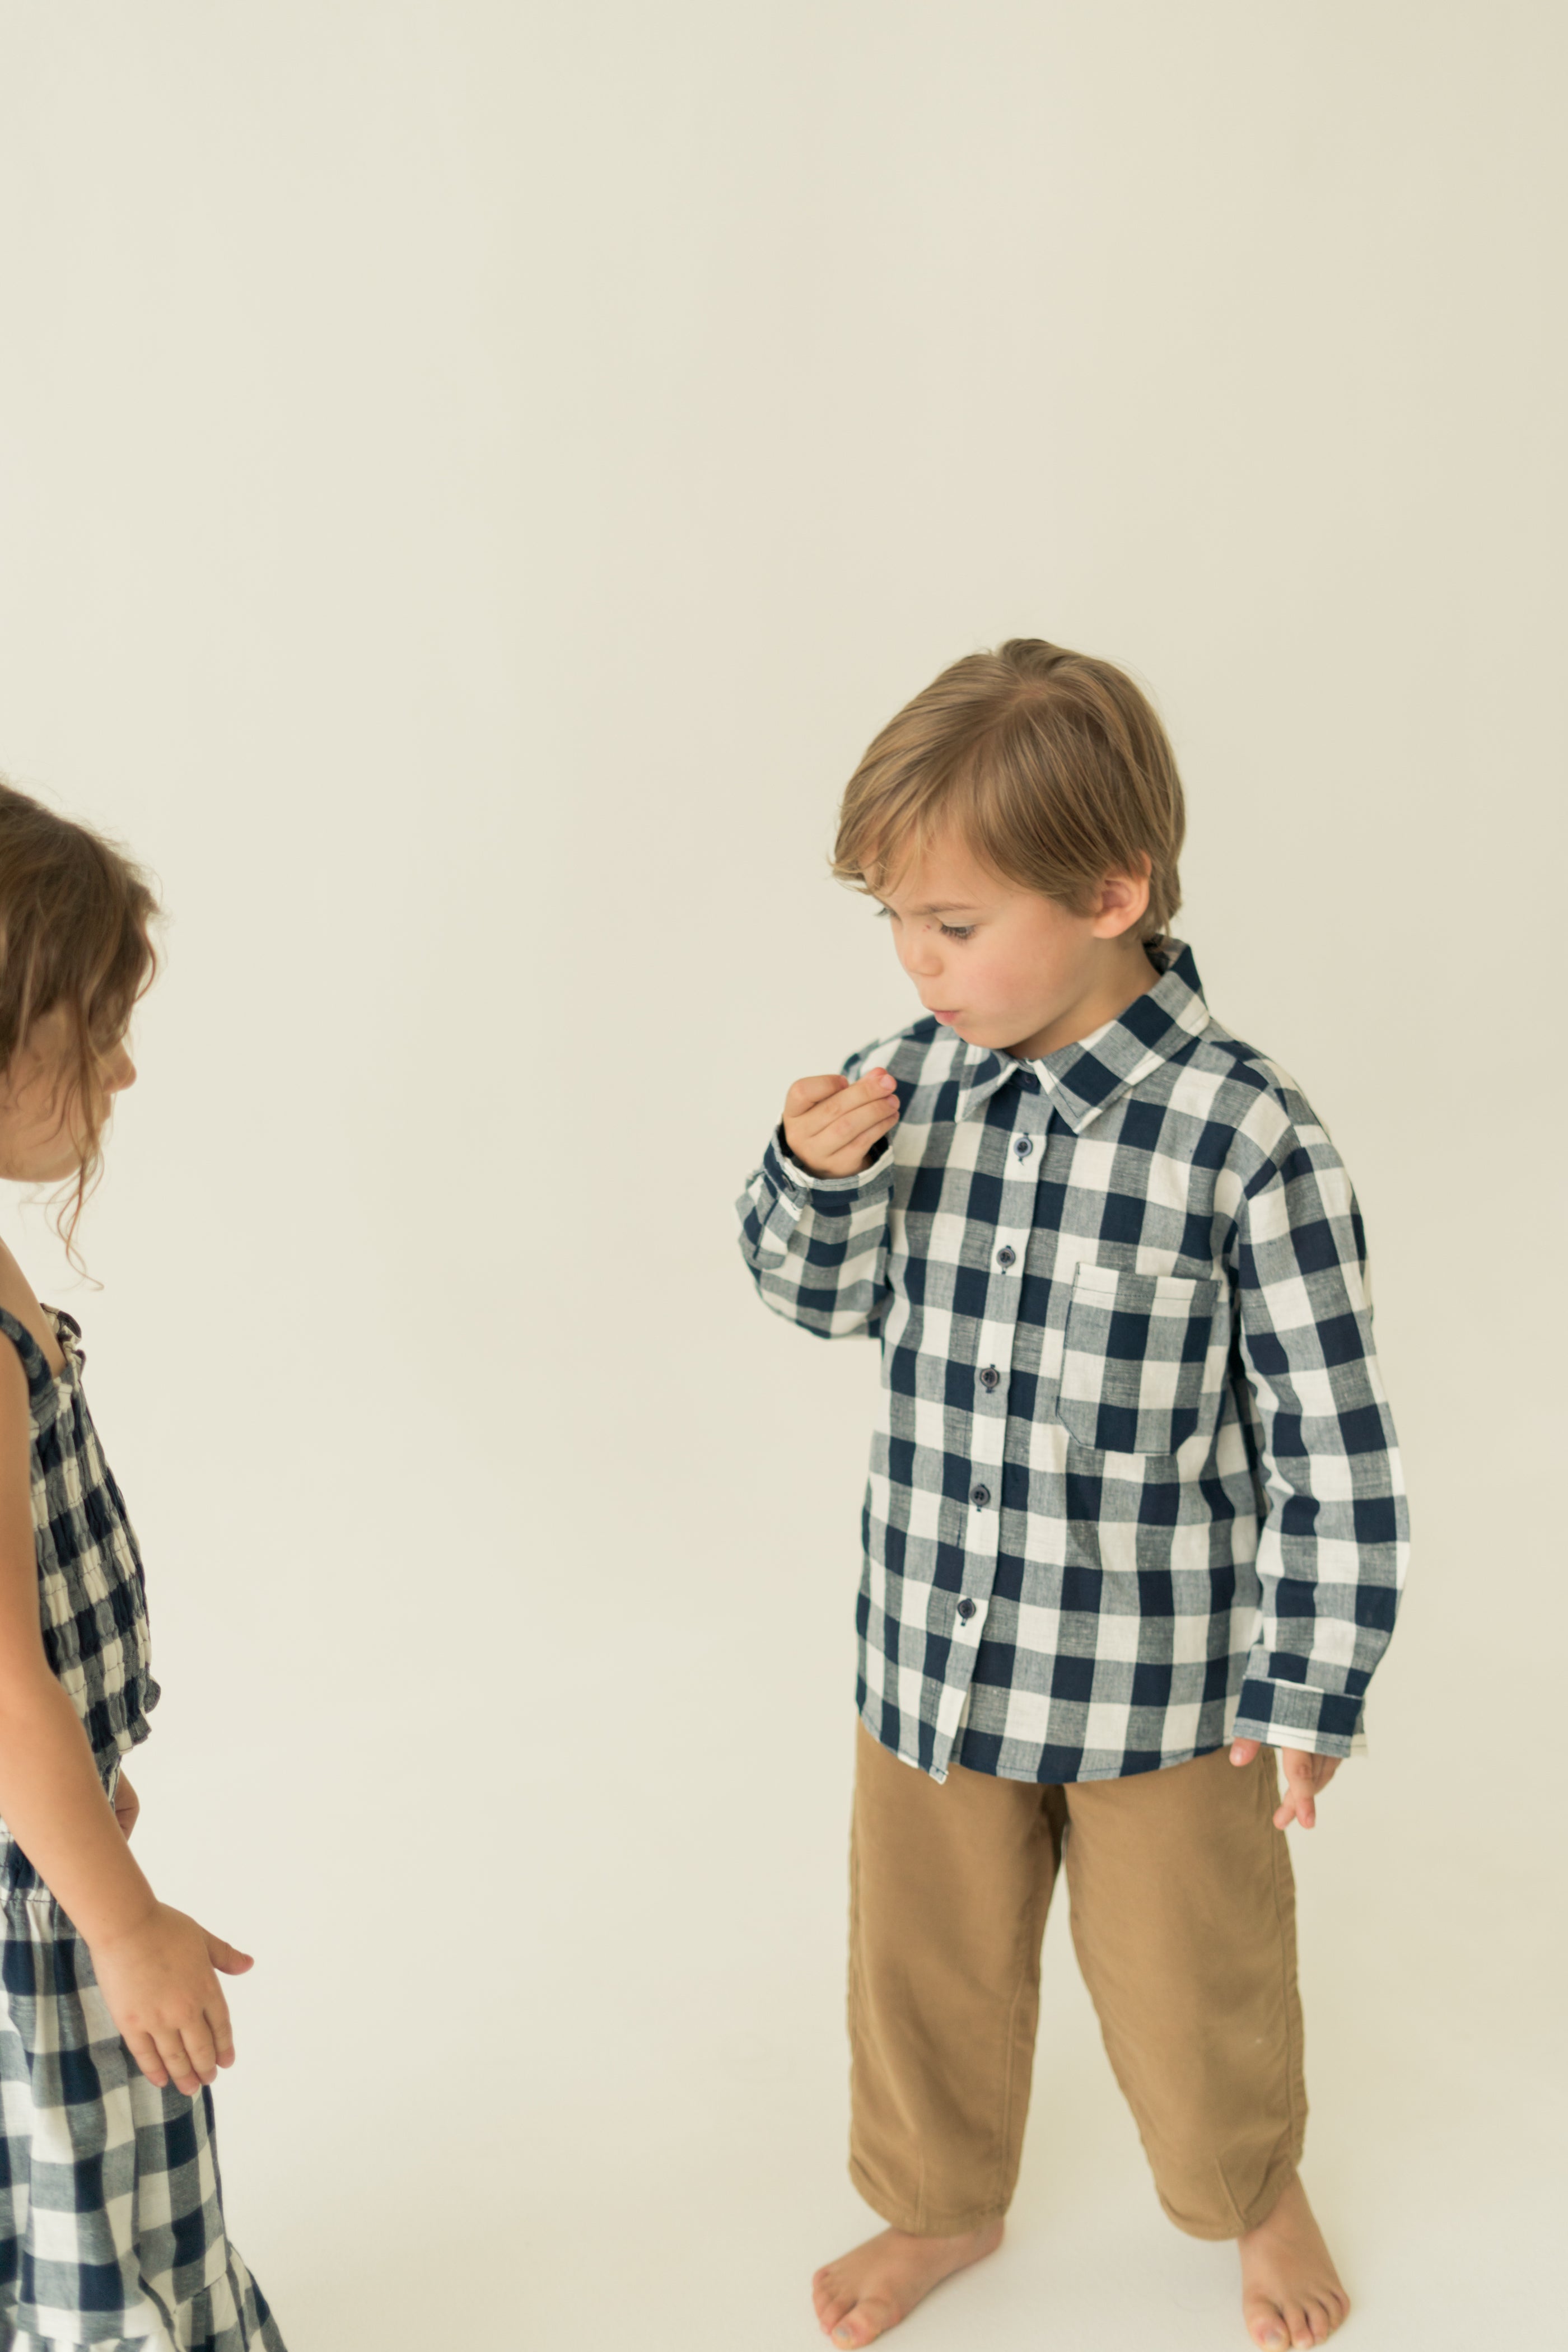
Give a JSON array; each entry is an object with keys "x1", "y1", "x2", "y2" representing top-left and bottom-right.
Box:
[{"x1": 874, "y1": 827, "x2": 1154, "y2": 1062}]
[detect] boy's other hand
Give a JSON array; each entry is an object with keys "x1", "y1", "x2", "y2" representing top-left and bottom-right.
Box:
[
  {"x1": 1229, "y1": 1738, "x2": 1342, "y2": 1830},
  {"x1": 783, "y1": 1068, "x2": 900, "y2": 1178}
]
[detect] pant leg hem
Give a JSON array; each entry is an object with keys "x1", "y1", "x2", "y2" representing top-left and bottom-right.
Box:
[
  {"x1": 848, "y1": 2154, "x2": 1009, "y2": 2238},
  {"x1": 1156, "y1": 2151, "x2": 1301, "y2": 2243}
]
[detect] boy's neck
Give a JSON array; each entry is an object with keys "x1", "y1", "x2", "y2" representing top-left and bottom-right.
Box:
[{"x1": 1006, "y1": 940, "x2": 1161, "y2": 1063}]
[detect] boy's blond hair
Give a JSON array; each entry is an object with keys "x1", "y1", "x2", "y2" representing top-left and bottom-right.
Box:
[{"x1": 832, "y1": 638, "x2": 1186, "y2": 945}]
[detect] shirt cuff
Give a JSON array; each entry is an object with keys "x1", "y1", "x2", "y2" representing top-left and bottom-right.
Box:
[
  {"x1": 762, "y1": 1125, "x2": 894, "y2": 1202},
  {"x1": 1230, "y1": 1677, "x2": 1366, "y2": 1761}
]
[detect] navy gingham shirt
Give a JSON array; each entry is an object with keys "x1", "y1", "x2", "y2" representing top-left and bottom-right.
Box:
[{"x1": 738, "y1": 941, "x2": 1408, "y2": 1784}]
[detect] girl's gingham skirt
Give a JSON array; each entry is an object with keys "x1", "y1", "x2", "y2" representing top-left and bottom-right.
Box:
[{"x1": 0, "y1": 1846, "x2": 285, "y2": 2350}]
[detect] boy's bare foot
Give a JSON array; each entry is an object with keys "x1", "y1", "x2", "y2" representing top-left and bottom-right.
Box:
[
  {"x1": 812, "y1": 2219, "x2": 1004, "y2": 2346},
  {"x1": 1238, "y1": 2174, "x2": 1350, "y2": 2349}
]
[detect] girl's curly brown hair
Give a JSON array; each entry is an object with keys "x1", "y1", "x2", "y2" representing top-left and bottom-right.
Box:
[{"x1": 0, "y1": 778, "x2": 161, "y2": 1267}]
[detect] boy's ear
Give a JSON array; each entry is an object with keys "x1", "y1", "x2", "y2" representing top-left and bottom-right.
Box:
[{"x1": 1090, "y1": 856, "x2": 1152, "y2": 940}]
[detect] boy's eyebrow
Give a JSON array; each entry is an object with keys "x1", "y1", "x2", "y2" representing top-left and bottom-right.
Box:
[{"x1": 876, "y1": 897, "x2": 986, "y2": 916}]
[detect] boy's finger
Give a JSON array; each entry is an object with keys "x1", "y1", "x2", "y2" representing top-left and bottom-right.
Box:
[
  {"x1": 794, "y1": 1069, "x2": 897, "y2": 1135},
  {"x1": 811, "y1": 1122, "x2": 898, "y2": 1177},
  {"x1": 806, "y1": 1072, "x2": 898, "y2": 1136},
  {"x1": 816, "y1": 1096, "x2": 900, "y2": 1156},
  {"x1": 785, "y1": 1073, "x2": 852, "y2": 1119},
  {"x1": 1275, "y1": 1767, "x2": 1317, "y2": 1831}
]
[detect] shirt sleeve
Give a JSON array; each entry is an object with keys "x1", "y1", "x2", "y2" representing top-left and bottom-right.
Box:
[
  {"x1": 735, "y1": 1079, "x2": 896, "y2": 1341},
  {"x1": 1228, "y1": 1122, "x2": 1410, "y2": 1759}
]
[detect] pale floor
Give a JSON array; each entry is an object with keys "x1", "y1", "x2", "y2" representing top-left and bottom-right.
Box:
[
  {"x1": 207, "y1": 1750, "x2": 1558, "y2": 2352},
  {"x1": 130, "y1": 1533, "x2": 1560, "y2": 2352}
]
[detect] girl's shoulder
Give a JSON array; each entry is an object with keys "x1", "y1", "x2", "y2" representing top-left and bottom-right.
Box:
[{"x1": 0, "y1": 1240, "x2": 68, "y2": 1380}]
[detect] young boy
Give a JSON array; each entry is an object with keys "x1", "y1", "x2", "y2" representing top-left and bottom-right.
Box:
[{"x1": 736, "y1": 640, "x2": 1407, "y2": 2352}]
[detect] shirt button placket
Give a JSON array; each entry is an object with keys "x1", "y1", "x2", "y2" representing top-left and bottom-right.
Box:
[{"x1": 959, "y1": 1099, "x2": 1040, "y2": 1649}]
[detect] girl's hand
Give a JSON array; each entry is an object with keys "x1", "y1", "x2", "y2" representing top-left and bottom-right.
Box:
[
  {"x1": 88, "y1": 1902, "x2": 254, "y2": 2093},
  {"x1": 783, "y1": 1068, "x2": 900, "y2": 1178},
  {"x1": 112, "y1": 1772, "x2": 139, "y2": 1841},
  {"x1": 1229, "y1": 1737, "x2": 1342, "y2": 1829}
]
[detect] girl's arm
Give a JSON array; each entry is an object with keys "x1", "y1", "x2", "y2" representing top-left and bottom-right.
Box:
[
  {"x1": 0, "y1": 1351, "x2": 162, "y2": 1938},
  {"x1": 0, "y1": 1346, "x2": 251, "y2": 2091}
]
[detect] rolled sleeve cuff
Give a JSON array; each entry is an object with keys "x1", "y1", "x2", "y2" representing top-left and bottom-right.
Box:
[
  {"x1": 1230, "y1": 1677, "x2": 1366, "y2": 1760},
  {"x1": 761, "y1": 1125, "x2": 895, "y2": 1203}
]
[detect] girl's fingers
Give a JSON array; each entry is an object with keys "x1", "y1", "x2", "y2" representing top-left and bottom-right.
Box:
[
  {"x1": 178, "y1": 2017, "x2": 220, "y2": 2084},
  {"x1": 205, "y1": 1935, "x2": 253, "y2": 1976},
  {"x1": 204, "y1": 1988, "x2": 236, "y2": 2061},
  {"x1": 152, "y1": 2026, "x2": 197, "y2": 2090},
  {"x1": 125, "y1": 2030, "x2": 169, "y2": 2089}
]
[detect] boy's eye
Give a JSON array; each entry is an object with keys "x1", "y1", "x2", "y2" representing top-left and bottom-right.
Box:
[{"x1": 940, "y1": 924, "x2": 975, "y2": 940}]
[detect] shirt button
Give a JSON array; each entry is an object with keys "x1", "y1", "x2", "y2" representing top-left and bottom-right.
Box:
[
  {"x1": 1017, "y1": 1071, "x2": 1039, "y2": 1091},
  {"x1": 1014, "y1": 1134, "x2": 1034, "y2": 1159},
  {"x1": 957, "y1": 1598, "x2": 977, "y2": 1621},
  {"x1": 978, "y1": 1365, "x2": 1001, "y2": 1392},
  {"x1": 996, "y1": 1245, "x2": 1016, "y2": 1270},
  {"x1": 970, "y1": 1483, "x2": 991, "y2": 1508}
]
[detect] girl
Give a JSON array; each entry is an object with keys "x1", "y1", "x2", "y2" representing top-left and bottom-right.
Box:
[{"x1": 0, "y1": 779, "x2": 285, "y2": 2349}]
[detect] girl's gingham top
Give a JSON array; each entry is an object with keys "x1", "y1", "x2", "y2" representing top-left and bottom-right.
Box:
[
  {"x1": 0, "y1": 1304, "x2": 160, "y2": 1813},
  {"x1": 736, "y1": 941, "x2": 1408, "y2": 1786}
]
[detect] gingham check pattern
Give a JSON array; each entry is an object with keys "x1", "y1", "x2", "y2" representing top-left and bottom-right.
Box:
[
  {"x1": 738, "y1": 941, "x2": 1408, "y2": 1784},
  {"x1": 0, "y1": 1307, "x2": 160, "y2": 1860},
  {"x1": 0, "y1": 1310, "x2": 284, "y2": 2346},
  {"x1": 0, "y1": 1860, "x2": 284, "y2": 2349}
]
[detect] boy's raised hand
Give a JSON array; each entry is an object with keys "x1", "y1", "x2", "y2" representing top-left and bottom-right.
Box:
[
  {"x1": 1230, "y1": 1738, "x2": 1342, "y2": 1830},
  {"x1": 783, "y1": 1068, "x2": 900, "y2": 1178}
]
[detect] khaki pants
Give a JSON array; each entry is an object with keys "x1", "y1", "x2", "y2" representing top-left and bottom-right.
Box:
[{"x1": 847, "y1": 1723, "x2": 1306, "y2": 2241}]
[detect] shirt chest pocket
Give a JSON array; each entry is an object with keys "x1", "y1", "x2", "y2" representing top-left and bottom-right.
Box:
[{"x1": 1053, "y1": 1263, "x2": 1226, "y2": 1462}]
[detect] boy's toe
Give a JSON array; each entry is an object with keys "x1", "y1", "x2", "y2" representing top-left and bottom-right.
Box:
[
  {"x1": 814, "y1": 2289, "x2": 852, "y2": 2335},
  {"x1": 830, "y1": 2296, "x2": 897, "y2": 2347},
  {"x1": 1245, "y1": 2304, "x2": 1287, "y2": 2350}
]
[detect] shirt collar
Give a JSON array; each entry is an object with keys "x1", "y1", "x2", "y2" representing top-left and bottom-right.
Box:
[{"x1": 954, "y1": 938, "x2": 1211, "y2": 1134}]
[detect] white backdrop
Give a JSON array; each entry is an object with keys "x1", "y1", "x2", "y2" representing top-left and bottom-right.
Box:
[{"x1": 0, "y1": 6, "x2": 1562, "y2": 2348}]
